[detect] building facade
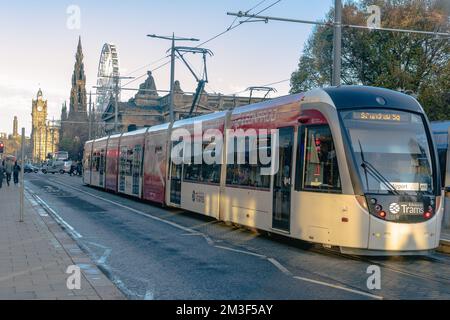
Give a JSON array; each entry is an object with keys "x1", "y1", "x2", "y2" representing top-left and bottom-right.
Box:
[
  {"x1": 0, "y1": 118, "x2": 31, "y2": 161},
  {"x1": 102, "y1": 71, "x2": 267, "y2": 135},
  {"x1": 31, "y1": 89, "x2": 59, "y2": 162},
  {"x1": 13, "y1": 116, "x2": 18, "y2": 138},
  {"x1": 59, "y1": 37, "x2": 89, "y2": 160}
]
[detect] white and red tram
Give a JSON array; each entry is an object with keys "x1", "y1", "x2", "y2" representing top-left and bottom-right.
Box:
[{"x1": 83, "y1": 86, "x2": 444, "y2": 255}]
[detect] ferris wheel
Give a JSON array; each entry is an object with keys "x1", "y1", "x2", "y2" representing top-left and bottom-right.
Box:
[{"x1": 96, "y1": 43, "x2": 120, "y2": 113}]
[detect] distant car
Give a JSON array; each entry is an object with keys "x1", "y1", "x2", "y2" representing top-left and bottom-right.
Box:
[
  {"x1": 24, "y1": 163, "x2": 39, "y2": 173},
  {"x1": 41, "y1": 160, "x2": 65, "y2": 174},
  {"x1": 61, "y1": 160, "x2": 73, "y2": 174}
]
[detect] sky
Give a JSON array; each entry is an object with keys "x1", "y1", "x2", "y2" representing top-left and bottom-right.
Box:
[{"x1": 0, "y1": 0, "x2": 335, "y2": 136}]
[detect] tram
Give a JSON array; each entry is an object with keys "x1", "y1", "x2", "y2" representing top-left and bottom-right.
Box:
[
  {"x1": 431, "y1": 121, "x2": 450, "y2": 187},
  {"x1": 83, "y1": 86, "x2": 444, "y2": 255}
]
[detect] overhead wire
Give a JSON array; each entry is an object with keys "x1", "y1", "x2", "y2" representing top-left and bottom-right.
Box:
[{"x1": 118, "y1": 0, "x2": 282, "y2": 90}]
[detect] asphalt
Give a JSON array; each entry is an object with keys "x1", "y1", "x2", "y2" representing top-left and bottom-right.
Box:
[{"x1": 24, "y1": 172, "x2": 450, "y2": 300}]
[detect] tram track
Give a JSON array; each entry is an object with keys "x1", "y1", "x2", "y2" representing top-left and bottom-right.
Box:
[
  {"x1": 314, "y1": 246, "x2": 450, "y2": 286},
  {"x1": 30, "y1": 176, "x2": 386, "y2": 300},
  {"x1": 27, "y1": 174, "x2": 450, "y2": 299}
]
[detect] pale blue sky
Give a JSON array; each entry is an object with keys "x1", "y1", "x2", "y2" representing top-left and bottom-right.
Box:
[{"x1": 0, "y1": 0, "x2": 335, "y2": 135}]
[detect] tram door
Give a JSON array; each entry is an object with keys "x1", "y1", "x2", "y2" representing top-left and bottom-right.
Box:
[
  {"x1": 169, "y1": 141, "x2": 182, "y2": 205},
  {"x1": 119, "y1": 147, "x2": 127, "y2": 192},
  {"x1": 99, "y1": 149, "x2": 105, "y2": 187},
  {"x1": 445, "y1": 127, "x2": 450, "y2": 228},
  {"x1": 132, "y1": 145, "x2": 142, "y2": 196},
  {"x1": 272, "y1": 127, "x2": 294, "y2": 231}
]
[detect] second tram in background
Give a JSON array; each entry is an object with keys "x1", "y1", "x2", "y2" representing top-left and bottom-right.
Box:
[{"x1": 83, "y1": 86, "x2": 444, "y2": 256}]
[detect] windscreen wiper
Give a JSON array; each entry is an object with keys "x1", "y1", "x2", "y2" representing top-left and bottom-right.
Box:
[{"x1": 358, "y1": 140, "x2": 400, "y2": 195}]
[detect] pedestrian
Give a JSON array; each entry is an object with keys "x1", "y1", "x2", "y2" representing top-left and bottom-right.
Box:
[
  {"x1": 13, "y1": 161, "x2": 21, "y2": 185},
  {"x1": 76, "y1": 161, "x2": 82, "y2": 176},
  {"x1": 69, "y1": 162, "x2": 76, "y2": 176},
  {"x1": 0, "y1": 161, "x2": 4, "y2": 189},
  {"x1": 4, "y1": 158, "x2": 13, "y2": 187}
]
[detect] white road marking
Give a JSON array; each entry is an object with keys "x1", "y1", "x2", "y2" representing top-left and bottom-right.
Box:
[
  {"x1": 113, "y1": 278, "x2": 141, "y2": 300},
  {"x1": 293, "y1": 276, "x2": 383, "y2": 300},
  {"x1": 83, "y1": 241, "x2": 113, "y2": 265},
  {"x1": 144, "y1": 290, "x2": 154, "y2": 300},
  {"x1": 98, "y1": 248, "x2": 112, "y2": 265},
  {"x1": 32, "y1": 193, "x2": 82, "y2": 239},
  {"x1": 267, "y1": 258, "x2": 292, "y2": 276},
  {"x1": 48, "y1": 180, "x2": 216, "y2": 244},
  {"x1": 214, "y1": 245, "x2": 267, "y2": 259},
  {"x1": 45, "y1": 178, "x2": 385, "y2": 299}
]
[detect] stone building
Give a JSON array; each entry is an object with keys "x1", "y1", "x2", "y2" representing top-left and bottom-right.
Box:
[
  {"x1": 102, "y1": 71, "x2": 266, "y2": 135},
  {"x1": 59, "y1": 37, "x2": 89, "y2": 160},
  {"x1": 0, "y1": 117, "x2": 31, "y2": 161},
  {"x1": 13, "y1": 116, "x2": 18, "y2": 138},
  {"x1": 31, "y1": 89, "x2": 60, "y2": 162}
]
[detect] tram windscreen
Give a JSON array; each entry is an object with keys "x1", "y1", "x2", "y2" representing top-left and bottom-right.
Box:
[{"x1": 341, "y1": 109, "x2": 434, "y2": 195}]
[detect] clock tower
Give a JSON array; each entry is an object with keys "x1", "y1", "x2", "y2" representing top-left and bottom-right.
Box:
[{"x1": 31, "y1": 89, "x2": 59, "y2": 162}]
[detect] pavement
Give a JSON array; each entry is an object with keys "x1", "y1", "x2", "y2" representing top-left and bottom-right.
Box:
[{"x1": 0, "y1": 180, "x2": 125, "y2": 300}]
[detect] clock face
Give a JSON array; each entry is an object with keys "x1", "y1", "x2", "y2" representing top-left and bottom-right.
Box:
[{"x1": 37, "y1": 106, "x2": 43, "y2": 112}]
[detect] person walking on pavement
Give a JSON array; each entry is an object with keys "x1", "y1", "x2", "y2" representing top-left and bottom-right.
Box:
[
  {"x1": 5, "y1": 158, "x2": 13, "y2": 187},
  {"x1": 0, "y1": 161, "x2": 5, "y2": 189},
  {"x1": 13, "y1": 160, "x2": 21, "y2": 185},
  {"x1": 69, "y1": 162, "x2": 76, "y2": 176}
]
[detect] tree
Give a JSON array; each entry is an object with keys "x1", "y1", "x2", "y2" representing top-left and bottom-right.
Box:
[
  {"x1": 290, "y1": 0, "x2": 450, "y2": 120},
  {"x1": 59, "y1": 136, "x2": 83, "y2": 161}
]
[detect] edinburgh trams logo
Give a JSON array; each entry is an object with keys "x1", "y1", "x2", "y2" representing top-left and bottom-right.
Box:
[
  {"x1": 389, "y1": 203, "x2": 401, "y2": 214},
  {"x1": 389, "y1": 202, "x2": 424, "y2": 215}
]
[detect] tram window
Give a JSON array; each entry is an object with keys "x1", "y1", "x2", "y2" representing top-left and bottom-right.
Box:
[
  {"x1": 119, "y1": 147, "x2": 128, "y2": 176},
  {"x1": 84, "y1": 154, "x2": 91, "y2": 170},
  {"x1": 226, "y1": 136, "x2": 271, "y2": 189},
  {"x1": 126, "y1": 148, "x2": 133, "y2": 176},
  {"x1": 99, "y1": 149, "x2": 105, "y2": 173},
  {"x1": 296, "y1": 125, "x2": 341, "y2": 192},
  {"x1": 183, "y1": 142, "x2": 221, "y2": 184},
  {"x1": 92, "y1": 152, "x2": 100, "y2": 172},
  {"x1": 133, "y1": 145, "x2": 142, "y2": 177}
]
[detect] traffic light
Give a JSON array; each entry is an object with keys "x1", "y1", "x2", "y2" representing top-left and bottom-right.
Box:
[{"x1": 0, "y1": 141, "x2": 4, "y2": 154}]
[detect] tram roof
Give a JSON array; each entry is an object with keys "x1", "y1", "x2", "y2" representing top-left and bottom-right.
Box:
[
  {"x1": 172, "y1": 111, "x2": 228, "y2": 128},
  {"x1": 93, "y1": 136, "x2": 108, "y2": 143},
  {"x1": 108, "y1": 133, "x2": 122, "y2": 139},
  {"x1": 121, "y1": 127, "x2": 149, "y2": 137},
  {"x1": 323, "y1": 86, "x2": 423, "y2": 113},
  {"x1": 147, "y1": 122, "x2": 170, "y2": 132},
  {"x1": 230, "y1": 93, "x2": 304, "y2": 116}
]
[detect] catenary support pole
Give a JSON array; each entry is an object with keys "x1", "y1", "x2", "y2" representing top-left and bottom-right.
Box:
[
  {"x1": 19, "y1": 127, "x2": 25, "y2": 222},
  {"x1": 332, "y1": 0, "x2": 342, "y2": 86}
]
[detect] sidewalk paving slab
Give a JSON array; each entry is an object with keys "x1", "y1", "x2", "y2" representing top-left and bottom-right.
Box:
[{"x1": 0, "y1": 182, "x2": 125, "y2": 300}]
